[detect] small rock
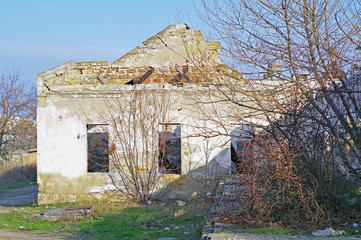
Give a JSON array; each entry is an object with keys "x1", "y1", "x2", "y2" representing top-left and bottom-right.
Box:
[
  {"x1": 311, "y1": 227, "x2": 341, "y2": 237},
  {"x1": 19, "y1": 226, "x2": 24, "y2": 229},
  {"x1": 146, "y1": 200, "x2": 152, "y2": 205},
  {"x1": 164, "y1": 227, "x2": 170, "y2": 230},
  {"x1": 173, "y1": 226, "x2": 180, "y2": 230},
  {"x1": 2, "y1": 223, "x2": 8, "y2": 226},
  {"x1": 191, "y1": 192, "x2": 197, "y2": 198},
  {"x1": 177, "y1": 200, "x2": 185, "y2": 207},
  {"x1": 339, "y1": 230, "x2": 347, "y2": 235},
  {"x1": 184, "y1": 231, "x2": 191, "y2": 235},
  {"x1": 353, "y1": 223, "x2": 360, "y2": 228}
]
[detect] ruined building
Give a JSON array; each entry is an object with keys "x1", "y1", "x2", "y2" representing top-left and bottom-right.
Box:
[{"x1": 37, "y1": 24, "x2": 255, "y2": 204}]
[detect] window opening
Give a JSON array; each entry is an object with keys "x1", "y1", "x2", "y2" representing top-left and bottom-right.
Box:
[
  {"x1": 158, "y1": 124, "x2": 181, "y2": 174},
  {"x1": 231, "y1": 125, "x2": 254, "y2": 174},
  {"x1": 87, "y1": 124, "x2": 109, "y2": 173}
]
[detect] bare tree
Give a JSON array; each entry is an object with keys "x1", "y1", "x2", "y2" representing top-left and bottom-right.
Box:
[
  {"x1": 98, "y1": 86, "x2": 171, "y2": 202},
  {"x1": 0, "y1": 70, "x2": 36, "y2": 163},
  {"x1": 198, "y1": 0, "x2": 361, "y2": 178},
  {"x1": 193, "y1": 0, "x2": 361, "y2": 226}
]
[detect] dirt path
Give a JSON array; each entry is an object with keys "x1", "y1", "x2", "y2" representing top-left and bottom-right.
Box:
[
  {"x1": 0, "y1": 231, "x2": 81, "y2": 240},
  {"x1": 0, "y1": 185, "x2": 37, "y2": 207}
]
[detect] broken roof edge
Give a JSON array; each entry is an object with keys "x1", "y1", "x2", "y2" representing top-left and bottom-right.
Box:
[
  {"x1": 38, "y1": 81, "x2": 250, "y2": 97},
  {"x1": 112, "y1": 24, "x2": 221, "y2": 67},
  {"x1": 37, "y1": 61, "x2": 77, "y2": 79}
]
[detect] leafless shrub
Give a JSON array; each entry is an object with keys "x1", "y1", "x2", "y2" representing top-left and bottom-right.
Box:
[
  {"x1": 231, "y1": 133, "x2": 324, "y2": 228},
  {"x1": 198, "y1": 0, "x2": 361, "y2": 226},
  {"x1": 100, "y1": 86, "x2": 171, "y2": 202},
  {"x1": 0, "y1": 69, "x2": 36, "y2": 163}
]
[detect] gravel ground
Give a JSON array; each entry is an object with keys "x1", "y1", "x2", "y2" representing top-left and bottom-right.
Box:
[{"x1": 0, "y1": 231, "x2": 81, "y2": 240}]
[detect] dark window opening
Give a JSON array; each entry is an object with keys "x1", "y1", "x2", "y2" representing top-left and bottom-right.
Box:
[
  {"x1": 158, "y1": 124, "x2": 181, "y2": 174},
  {"x1": 87, "y1": 124, "x2": 109, "y2": 173},
  {"x1": 231, "y1": 125, "x2": 254, "y2": 174}
]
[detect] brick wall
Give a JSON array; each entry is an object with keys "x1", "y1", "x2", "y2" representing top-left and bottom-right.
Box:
[{"x1": 47, "y1": 61, "x2": 219, "y2": 86}]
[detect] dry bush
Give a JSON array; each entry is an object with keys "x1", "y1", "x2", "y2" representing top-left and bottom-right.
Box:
[
  {"x1": 231, "y1": 133, "x2": 324, "y2": 228},
  {"x1": 99, "y1": 86, "x2": 171, "y2": 202},
  {"x1": 0, "y1": 164, "x2": 36, "y2": 186},
  {"x1": 0, "y1": 69, "x2": 36, "y2": 163}
]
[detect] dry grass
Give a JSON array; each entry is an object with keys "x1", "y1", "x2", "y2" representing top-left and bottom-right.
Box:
[{"x1": 0, "y1": 164, "x2": 36, "y2": 186}]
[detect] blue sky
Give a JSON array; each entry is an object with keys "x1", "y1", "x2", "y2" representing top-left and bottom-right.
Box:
[{"x1": 0, "y1": 0, "x2": 206, "y2": 85}]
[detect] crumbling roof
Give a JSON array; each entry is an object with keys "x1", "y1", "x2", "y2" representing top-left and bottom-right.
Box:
[{"x1": 36, "y1": 24, "x2": 244, "y2": 96}]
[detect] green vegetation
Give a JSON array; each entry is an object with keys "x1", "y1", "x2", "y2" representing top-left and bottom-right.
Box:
[
  {"x1": 0, "y1": 211, "x2": 63, "y2": 232},
  {"x1": 340, "y1": 228, "x2": 361, "y2": 235},
  {"x1": 0, "y1": 200, "x2": 210, "y2": 239},
  {"x1": 242, "y1": 227, "x2": 293, "y2": 235},
  {"x1": 221, "y1": 227, "x2": 293, "y2": 235},
  {"x1": 76, "y1": 206, "x2": 205, "y2": 239},
  {"x1": 0, "y1": 181, "x2": 36, "y2": 190}
]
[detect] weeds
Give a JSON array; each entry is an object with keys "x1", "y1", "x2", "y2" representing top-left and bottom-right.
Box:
[
  {"x1": 0, "y1": 199, "x2": 211, "y2": 239},
  {"x1": 0, "y1": 181, "x2": 36, "y2": 190}
]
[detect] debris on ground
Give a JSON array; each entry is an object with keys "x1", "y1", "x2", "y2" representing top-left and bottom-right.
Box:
[
  {"x1": 34, "y1": 205, "x2": 93, "y2": 222},
  {"x1": 311, "y1": 227, "x2": 343, "y2": 237},
  {"x1": 177, "y1": 200, "x2": 186, "y2": 207}
]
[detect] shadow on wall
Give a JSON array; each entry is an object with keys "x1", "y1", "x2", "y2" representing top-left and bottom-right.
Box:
[
  {"x1": 100, "y1": 124, "x2": 256, "y2": 200},
  {"x1": 150, "y1": 124, "x2": 255, "y2": 199},
  {"x1": 151, "y1": 147, "x2": 231, "y2": 200}
]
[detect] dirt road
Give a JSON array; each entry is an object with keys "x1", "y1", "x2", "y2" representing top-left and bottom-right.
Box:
[{"x1": 0, "y1": 185, "x2": 37, "y2": 207}]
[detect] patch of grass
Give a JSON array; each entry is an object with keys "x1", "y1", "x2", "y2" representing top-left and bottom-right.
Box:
[
  {"x1": 244, "y1": 227, "x2": 292, "y2": 235},
  {"x1": 0, "y1": 181, "x2": 36, "y2": 190},
  {"x1": 222, "y1": 227, "x2": 293, "y2": 235},
  {"x1": 340, "y1": 228, "x2": 361, "y2": 235},
  {"x1": 46, "y1": 201, "x2": 89, "y2": 208},
  {"x1": 0, "y1": 199, "x2": 211, "y2": 239},
  {"x1": 0, "y1": 208, "x2": 82, "y2": 233},
  {"x1": 76, "y1": 202, "x2": 208, "y2": 239}
]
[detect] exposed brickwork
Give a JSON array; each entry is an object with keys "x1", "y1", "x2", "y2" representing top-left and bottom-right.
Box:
[
  {"x1": 37, "y1": 24, "x2": 235, "y2": 95},
  {"x1": 46, "y1": 62, "x2": 220, "y2": 86}
]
